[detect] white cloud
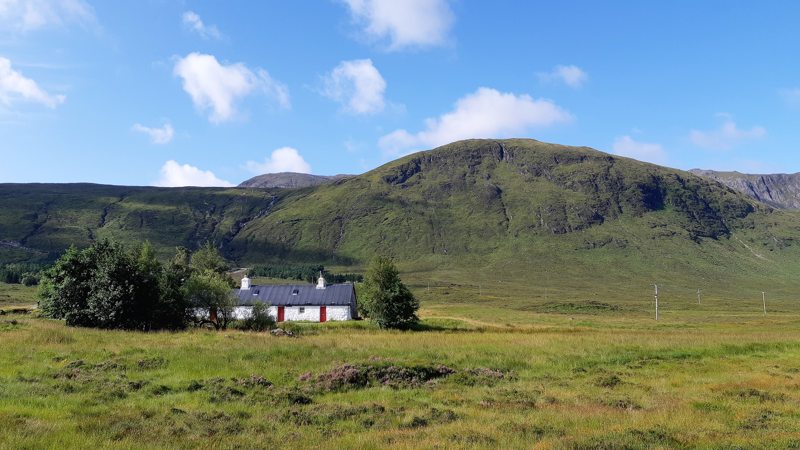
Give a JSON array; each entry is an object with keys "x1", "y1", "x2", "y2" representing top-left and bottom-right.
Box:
[
  {"x1": 244, "y1": 147, "x2": 311, "y2": 174},
  {"x1": 0, "y1": 56, "x2": 65, "y2": 108},
  {"x1": 780, "y1": 88, "x2": 800, "y2": 108},
  {"x1": 689, "y1": 116, "x2": 766, "y2": 150},
  {"x1": 537, "y1": 65, "x2": 588, "y2": 89},
  {"x1": 379, "y1": 87, "x2": 572, "y2": 156},
  {"x1": 612, "y1": 135, "x2": 667, "y2": 164},
  {"x1": 132, "y1": 122, "x2": 174, "y2": 145},
  {"x1": 155, "y1": 160, "x2": 233, "y2": 187},
  {"x1": 0, "y1": 0, "x2": 96, "y2": 32},
  {"x1": 321, "y1": 59, "x2": 386, "y2": 114},
  {"x1": 181, "y1": 11, "x2": 222, "y2": 40},
  {"x1": 341, "y1": 0, "x2": 454, "y2": 50},
  {"x1": 173, "y1": 52, "x2": 289, "y2": 124}
]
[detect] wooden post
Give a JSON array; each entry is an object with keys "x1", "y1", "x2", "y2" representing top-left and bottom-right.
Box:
[
  {"x1": 654, "y1": 284, "x2": 659, "y2": 321},
  {"x1": 762, "y1": 291, "x2": 766, "y2": 316},
  {"x1": 697, "y1": 289, "x2": 701, "y2": 305}
]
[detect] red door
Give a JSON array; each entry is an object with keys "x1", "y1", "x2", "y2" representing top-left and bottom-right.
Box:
[
  {"x1": 277, "y1": 306, "x2": 285, "y2": 322},
  {"x1": 320, "y1": 306, "x2": 327, "y2": 323}
]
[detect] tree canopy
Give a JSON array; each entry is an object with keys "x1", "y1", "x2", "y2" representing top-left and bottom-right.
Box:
[
  {"x1": 38, "y1": 240, "x2": 235, "y2": 331},
  {"x1": 359, "y1": 257, "x2": 419, "y2": 330}
]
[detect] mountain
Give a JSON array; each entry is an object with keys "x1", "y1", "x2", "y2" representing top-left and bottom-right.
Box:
[
  {"x1": 239, "y1": 172, "x2": 352, "y2": 189},
  {"x1": 690, "y1": 169, "x2": 800, "y2": 209},
  {"x1": 3, "y1": 139, "x2": 800, "y2": 301}
]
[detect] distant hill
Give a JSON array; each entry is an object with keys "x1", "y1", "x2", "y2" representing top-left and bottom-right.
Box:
[
  {"x1": 3, "y1": 139, "x2": 800, "y2": 301},
  {"x1": 239, "y1": 172, "x2": 352, "y2": 189},
  {"x1": 690, "y1": 169, "x2": 800, "y2": 209}
]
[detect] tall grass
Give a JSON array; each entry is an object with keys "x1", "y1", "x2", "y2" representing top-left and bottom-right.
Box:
[{"x1": 2, "y1": 305, "x2": 800, "y2": 448}]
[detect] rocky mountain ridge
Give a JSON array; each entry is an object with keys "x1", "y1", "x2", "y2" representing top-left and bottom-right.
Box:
[{"x1": 690, "y1": 169, "x2": 800, "y2": 209}]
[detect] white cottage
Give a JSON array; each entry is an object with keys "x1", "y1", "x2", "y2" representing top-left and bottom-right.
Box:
[{"x1": 231, "y1": 275, "x2": 357, "y2": 322}]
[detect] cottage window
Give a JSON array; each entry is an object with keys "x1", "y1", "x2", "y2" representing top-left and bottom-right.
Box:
[
  {"x1": 292, "y1": 289, "x2": 299, "y2": 295},
  {"x1": 299, "y1": 307, "x2": 305, "y2": 314}
]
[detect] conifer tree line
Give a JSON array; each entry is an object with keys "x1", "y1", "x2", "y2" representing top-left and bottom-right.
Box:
[{"x1": 248, "y1": 263, "x2": 363, "y2": 283}]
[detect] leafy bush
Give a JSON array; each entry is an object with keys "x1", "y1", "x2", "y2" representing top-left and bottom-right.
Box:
[
  {"x1": 183, "y1": 269, "x2": 236, "y2": 330},
  {"x1": 39, "y1": 240, "x2": 240, "y2": 331},
  {"x1": 238, "y1": 303, "x2": 275, "y2": 332},
  {"x1": 20, "y1": 272, "x2": 39, "y2": 286},
  {"x1": 38, "y1": 241, "x2": 189, "y2": 330}
]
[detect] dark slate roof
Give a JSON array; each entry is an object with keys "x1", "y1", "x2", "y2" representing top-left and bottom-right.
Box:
[{"x1": 232, "y1": 284, "x2": 356, "y2": 307}]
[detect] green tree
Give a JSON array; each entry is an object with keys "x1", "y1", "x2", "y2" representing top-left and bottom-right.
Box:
[
  {"x1": 191, "y1": 242, "x2": 229, "y2": 275},
  {"x1": 39, "y1": 240, "x2": 188, "y2": 330},
  {"x1": 360, "y1": 257, "x2": 419, "y2": 330},
  {"x1": 184, "y1": 269, "x2": 236, "y2": 330}
]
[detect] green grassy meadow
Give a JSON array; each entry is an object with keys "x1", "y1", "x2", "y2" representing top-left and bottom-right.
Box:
[{"x1": 2, "y1": 279, "x2": 800, "y2": 449}]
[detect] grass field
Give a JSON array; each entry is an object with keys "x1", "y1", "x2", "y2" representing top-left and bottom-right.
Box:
[{"x1": 2, "y1": 281, "x2": 800, "y2": 449}]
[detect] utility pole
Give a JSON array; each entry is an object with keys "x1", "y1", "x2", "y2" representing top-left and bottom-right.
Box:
[
  {"x1": 697, "y1": 289, "x2": 701, "y2": 305},
  {"x1": 653, "y1": 284, "x2": 659, "y2": 321},
  {"x1": 762, "y1": 291, "x2": 767, "y2": 316}
]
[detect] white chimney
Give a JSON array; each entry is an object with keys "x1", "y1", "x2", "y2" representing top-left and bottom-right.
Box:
[
  {"x1": 241, "y1": 275, "x2": 251, "y2": 290},
  {"x1": 316, "y1": 272, "x2": 326, "y2": 290}
]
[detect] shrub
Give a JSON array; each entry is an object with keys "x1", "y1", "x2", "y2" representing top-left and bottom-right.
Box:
[
  {"x1": 239, "y1": 303, "x2": 276, "y2": 332},
  {"x1": 38, "y1": 241, "x2": 188, "y2": 330},
  {"x1": 20, "y1": 272, "x2": 39, "y2": 286}
]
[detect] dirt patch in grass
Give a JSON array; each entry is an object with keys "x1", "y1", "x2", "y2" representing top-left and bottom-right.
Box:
[
  {"x1": 479, "y1": 388, "x2": 540, "y2": 409},
  {"x1": 600, "y1": 396, "x2": 642, "y2": 411},
  {"x1": 401, "y1": 407, "x2": 458, "y2": 429},
  {"x1": 275, "y1": 403, "x2": 389, "y2": 429},
  {"x1": 136, "y1": 357, "x2": 167, "y2": 370},
  {"x1": 594, "y1": 373, "x2": 623, "y2": 388},
  {"x1": 740, "y1": 409, "x2": 779, "y2": 430},
  {"x1": 305, "y1": 362, "x2": 513, "y2": 392},
  {"x1": 448, "y1": 367, "x2": 512, "y2": 386},
  {"x1": 575, "y1": 426, "x2": 685, "y2": 449},
  {"x1": 725, "y1": 387, "x2": 786, "y2": 403},
  {"x1": 527, "y1": 301, "x2": 623, "y2": 314},
  {"x1": 0, "y1": 319, "x2": 22, "y2": 331},
  {"x1": 185, "y1": 375, "x2": 274, "y2": 403},
  {"x1": 308, "y1": 363, "x2": 456, "y2": 391}
]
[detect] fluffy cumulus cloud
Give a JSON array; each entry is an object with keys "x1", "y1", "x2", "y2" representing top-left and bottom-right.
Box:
[
  {"x1": 612, "y1": 135, "x2": 667, "y2": 164},
  {"x1": 689, "y1": 116, "x2": 766, "y2": 150},
  {"x1": 245, "y1": 147, "x2": 311, "y2": 174},
  {"x1": 0, "y1": 57, "x2": 65, "y2": 108},
  {"x1": 321, "y1": 59, "x2": 386, "y2": 114},
  {"x1": 379, "y1": 87, "x2": 572, "y2": 156},
  {"x1": 132, "y1": 122, "x2": 174, "y2": 145},
  {"x1": 341, "y1": 0, "x2": 454, "y2": 50},
  {"x1": 538, "y1": 65, "x2": 588, "y2": 89},
  {"x1": 155, "y1": 160, "x2": 233, "y2": 187},
  {"x1": 0, "y1": 0, "x2": 96, "y2": 32},
  {"x1": 173, "y1": 52, "x2": 289, "y2": 124},
  {"x1": 181, "y1": 10, "x2": 222, "y2": 40}
]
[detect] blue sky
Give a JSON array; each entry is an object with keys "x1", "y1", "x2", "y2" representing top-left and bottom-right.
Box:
[{"x1": 1, "y1": 0, "x2": 799, "y2": 186}]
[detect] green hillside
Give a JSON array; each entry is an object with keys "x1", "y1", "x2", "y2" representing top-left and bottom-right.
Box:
[
  {"x1": 0, "y1": 184, "x2": 284, "y2": 263},
  {"x1": 3, "y1": 139, "x2": 800, "y2": 306}
]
